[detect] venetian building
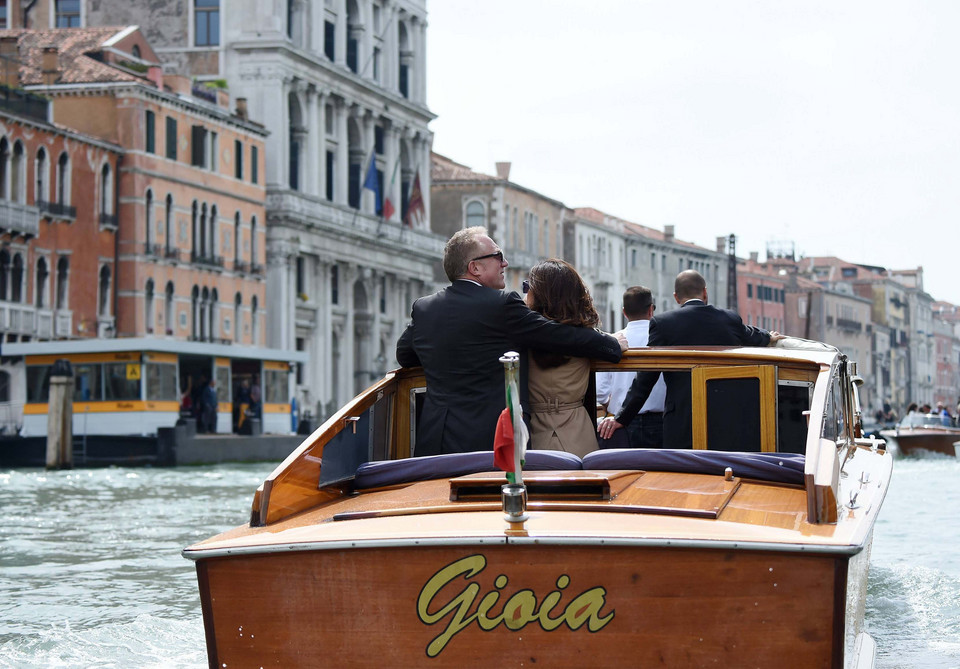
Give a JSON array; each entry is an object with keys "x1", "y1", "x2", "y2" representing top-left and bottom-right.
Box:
[
  {"x1": 574, "y1": 209, "x2": 729, "y2": 331},
  {"x1": 79, "y1": 0, "x2": 444, "y2": 420},
  {"x1": 431, "y1": 155, "x2": 566, "y2": 292}
]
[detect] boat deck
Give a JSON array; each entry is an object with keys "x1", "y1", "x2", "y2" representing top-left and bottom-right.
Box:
[{"x1": 187, "y1": 443, "x2": 890, "y2": 559}]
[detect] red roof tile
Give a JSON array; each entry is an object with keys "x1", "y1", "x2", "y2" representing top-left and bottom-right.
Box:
[{"x1": 0, "y1": 27, "x2": 146, "y2": 86}]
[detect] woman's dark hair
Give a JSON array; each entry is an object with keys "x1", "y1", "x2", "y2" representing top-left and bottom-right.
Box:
[{"x1": 526, "y1": 259, "x2": 600, "y2": 368}]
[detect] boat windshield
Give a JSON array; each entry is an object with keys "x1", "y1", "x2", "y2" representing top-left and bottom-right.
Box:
[{"x1": 900, "y1": 413, "x2": 957, "y2": 429}]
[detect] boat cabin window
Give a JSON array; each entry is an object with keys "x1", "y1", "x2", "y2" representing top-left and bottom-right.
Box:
[{"x1": 318, "y1": 384, "x2": 396, "y2": 487}]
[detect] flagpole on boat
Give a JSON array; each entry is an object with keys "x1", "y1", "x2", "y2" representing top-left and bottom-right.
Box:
[{"x1": 499, "y1": 351, "x2": 528, "y2": 522}]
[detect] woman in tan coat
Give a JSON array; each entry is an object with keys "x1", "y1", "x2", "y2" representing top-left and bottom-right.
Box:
[{"x1": 524, "y1": 259, "x2": 604, "y2": 457}]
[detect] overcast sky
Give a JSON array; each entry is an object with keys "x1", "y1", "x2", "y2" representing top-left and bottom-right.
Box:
[{"x1": 426, "y1": 0, "x2": 960, "y2": 305}]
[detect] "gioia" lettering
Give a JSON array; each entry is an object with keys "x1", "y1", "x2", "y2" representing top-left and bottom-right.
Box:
[{"x1": 416, "y1": 554, "x2": 615, "y2": 657}]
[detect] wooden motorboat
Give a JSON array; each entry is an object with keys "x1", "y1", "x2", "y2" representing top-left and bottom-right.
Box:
[
  {"x1": 879, "y1": 413, "x2": 960, "y2": 457},
  {"x1": 184, "y1": 340, "x2": 891, "y2": 668}
]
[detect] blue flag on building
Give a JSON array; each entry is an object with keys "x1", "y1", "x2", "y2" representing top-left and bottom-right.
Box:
[{"x1": 362, "y1": 152, "x2": 381, "y2": 214}]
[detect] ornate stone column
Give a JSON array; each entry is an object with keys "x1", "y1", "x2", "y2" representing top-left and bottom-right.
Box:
[
  {"x1": 305, "y1": 84, "x2": 320, "y2": 197},
  {"x1": 265, "y1": 239, "x2": 296, "y2": 350},
  {"x1": 361, "y1": 109, "x2": 376, "y2": 215},
  {"x1": 317, "y1": 89, "x2": 328, "y2": 201},
  {"x1": 335, "y1": 97, "x2": 349, "y2": 205}
]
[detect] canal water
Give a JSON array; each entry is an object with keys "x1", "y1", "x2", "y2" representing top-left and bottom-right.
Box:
[{"x1": 1, "y1": 456, "x2": 959, "y2": 668}]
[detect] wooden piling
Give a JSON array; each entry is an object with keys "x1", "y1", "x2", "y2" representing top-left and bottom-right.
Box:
[{"x1": 46, "y1": 360, "x2": 74, "y2": 470}]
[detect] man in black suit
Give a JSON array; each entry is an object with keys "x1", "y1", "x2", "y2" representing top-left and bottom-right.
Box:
[
  {"x1": 597, "y1": 270, "x2": 782, "y2": 449},
  {"x1": 397, "y1": 227, "x2": 625, "y2": 456}
]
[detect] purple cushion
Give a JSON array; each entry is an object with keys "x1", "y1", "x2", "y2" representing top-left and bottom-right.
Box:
[
  {"x1": 582, "y1": 449, "x2": 805, "y2": 485},
  {"x1": 353, "y1": 449, "x2": 582, "y2": 489}
]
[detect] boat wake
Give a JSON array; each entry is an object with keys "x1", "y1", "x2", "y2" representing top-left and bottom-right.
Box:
[
  {"x1": 0, "y1": 614, "x2": 206, "y2": 669},
  {"x1": 866, "y1": 564, "x2": 960, "y2": 668}
]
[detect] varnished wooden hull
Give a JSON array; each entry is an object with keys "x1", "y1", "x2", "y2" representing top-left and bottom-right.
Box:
[
  {"x1": 196, "y1": 544, "x2": 849, "y2": 668},
  {"x1": 185, "y1": 344, "x2": 892, "y2": 668}
]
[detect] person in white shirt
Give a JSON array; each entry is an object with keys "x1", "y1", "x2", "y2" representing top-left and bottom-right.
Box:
[{"x1": 596, "y1": 286, "x2": 666, "y2": 448}]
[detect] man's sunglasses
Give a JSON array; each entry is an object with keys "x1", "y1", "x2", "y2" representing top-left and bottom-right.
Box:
[{"x1": 471, "y1": 251, "x2": 504, "y2": 263}]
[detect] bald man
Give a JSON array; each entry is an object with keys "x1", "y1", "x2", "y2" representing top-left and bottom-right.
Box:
[{"x1": 598, "y1": 270, "x2": 783, "y2": 449}]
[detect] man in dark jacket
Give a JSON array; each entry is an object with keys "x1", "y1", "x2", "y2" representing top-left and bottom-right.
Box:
[
  {"x1": 597, "y1": 270, "x2": 782, "y2": 449},
  {"x1": 397, "y1": 227, "x2": 625, "y2": 456}
]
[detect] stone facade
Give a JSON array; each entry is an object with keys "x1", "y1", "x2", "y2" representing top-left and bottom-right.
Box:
[
  {"x1": 80, "y1": 1, "x2": 444, "y2": 421},
  {"x1": 431, "y1": 155, "x2": 565, "y2": 292},
  {"x1": 0, "y1": 99, "x2": 122, "y2": 433}
]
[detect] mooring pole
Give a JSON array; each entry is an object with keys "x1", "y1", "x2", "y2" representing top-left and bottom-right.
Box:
[{"x1": 46, "y1": 359, "x2": 74, "y2": 470}]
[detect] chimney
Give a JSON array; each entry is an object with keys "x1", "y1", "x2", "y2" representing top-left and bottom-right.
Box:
[
  {"x1": 147, "y1": 66, "x2": 164, "y2": 90},
  {"x1": 716, "y1": 236, "x2": 727, "y2": 253},
  {"x1": 750, "y1": 251, "x2": 759, "y2": 263},
  {"x1": 495, "y1": 162, "x2": 511, "y2": 180},
  {"x1": 235, "y1": 97, "x2": 248, "y2": 120},
  {"x1": 663, "y1": 225, "x2": 675, "y2": 242},
  {"x1": 41, "y1": 46, "x2": 59, "y2": 85}
]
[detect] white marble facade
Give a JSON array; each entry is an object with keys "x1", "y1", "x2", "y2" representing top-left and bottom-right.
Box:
[{"x1": 222, "y1": 0, "x2": 443, "y2": 419}]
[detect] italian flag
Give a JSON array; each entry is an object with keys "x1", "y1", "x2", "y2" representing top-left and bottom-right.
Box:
[{"x1": 493, "y1": 379, "x2": 528, "y2": 484}]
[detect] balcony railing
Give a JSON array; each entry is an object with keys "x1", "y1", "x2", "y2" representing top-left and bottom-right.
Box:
[
  {"x1": 38, "y1": 200, "x2": 77, "y2": 221},
  {"x1": 250, "y1": 262, "x2": 264, "y2": 275},
  {"x1": 164, "y1": 246, "x2": 180, "y2": 260},
  {"x1": 234, "y1": 259, "x2": 249, "y2": 273},
  {"x1": 0, "y1": 200, "x2": 40, "y2": 238},
  {"x1": 144, "y1": 242, "x2": 161, "y2": 257},
  {"x1": 190, "y1": 251, "x2": 224, "y2": 268},
  {"x1": 99, "y1": 212, "x2": 118, "y2": 229},
  {"x1": 0, "y1": 84, "x2": 49, "y2": 123},
  {"x1": 836, "y1": 318, "x2": 863, "y2": 332}
]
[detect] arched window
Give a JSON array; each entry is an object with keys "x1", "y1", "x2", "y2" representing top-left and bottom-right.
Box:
[
  {"x1": 465, "y1": 201, "x2": 484, "y2": 228},
  {"x1": 250, "y1": 216, "x2": 258, "y2": 268},
  {"x1": 287, "y1": 93, "x2": 303, "y2": 191},
  {"x1": 199, "y1": 203, "x2": 208, "y2": 258},
  {"x1": 164, "y1": 281, "x2": 175, "y2": 335},
  {"x1": 191, "y1": 285, "x2": 200, "y2": 339},
  {"x1": 0, "y1": 138, "x2": 9, "y2": 200},
  {"x1": 346, "y1": 0, "x2": 361, "y2": 73},
  {"x1": 398, "y1": 20, "x2": 411, "y2": 99},
  {"x1": 56, "y1": 256, "x2": 69, "y2": 309},
  {"x1": 165, "y1": 194, "x2": 174, "y2": 255},
  {"x1": 234, "y1": 212, "x2": 241, "y2": 264},
  {"x1": 250, "y1": 295, "x2": 259, "y2": 346},
  {"x1": 11, "y1": 141, "x2": 25, "y2": 203},
  {"x1": 11, "y1": 253, "x2": 23, "y2": 302},
  {"x1": 209, "y1": 205, "x2": 218, "y2": 261},
  {"x1": 35, "y1": 147, "x2": 48, "y2": 206},
  {"x1": 100, "y1": 163, "x2": 112, "y2": 222},
  {"x1": 145, "y1": 279, "x2": 155, "y2": 332},
  {"x1": 56, "y1": 152, "x2": 70, "y2": 204},
  {"x1": 233, "y1": 292, "x2": 242, "y2": 343},
  {"x1": 200, "y1": 286, "x2": 210, "y2": 340},
  {"x1": 0, "y1": 249, "x2": 8, "y2": 300},
  {"x1": 191, "y1": 200, "x2": 199, "y2": 257},
  {"x1": 98, "y1": 265, "x2": 111, "y2": 315},
  {"x1": 145, "y1": 189, "x2": 154, "y2": 252},
  {"x1": 35, "y1": 257, "x2": 48, "y2": 308},
  {"x1": 209, "y1": 288, "x2": 218, "y2": 340}
]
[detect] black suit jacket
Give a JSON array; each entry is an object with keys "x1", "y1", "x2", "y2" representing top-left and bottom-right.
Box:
[
  {"x1": 614, "y1": 300, "x2": 771, "y2": 449},
  {"x1": 397, "y1": 280, "x2": 623, "y2": 456}
]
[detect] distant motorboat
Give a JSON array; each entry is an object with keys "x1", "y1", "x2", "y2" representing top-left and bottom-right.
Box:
[{"x1": 879, "y1": 414, "x2": 960, "y2": 457}]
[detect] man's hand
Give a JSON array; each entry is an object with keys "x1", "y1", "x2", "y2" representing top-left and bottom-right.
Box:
[
  {"x1": 597, "y1": 416, "x2": 623, "y2": 439},
  {"x1": 615, "y1": 332, "x2": 629, "y2": 352},
  {"x1": 768, "y1": 331, "x2": 786, "y2": 346}
]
